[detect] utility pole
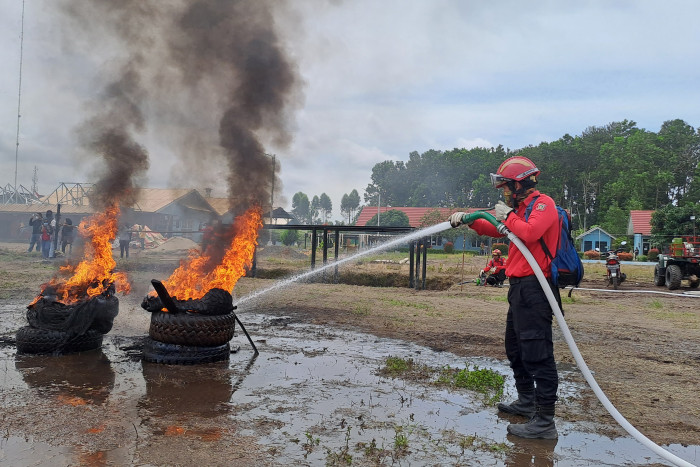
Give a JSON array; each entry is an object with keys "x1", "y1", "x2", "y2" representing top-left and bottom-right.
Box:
[
  {"x1": 13, "y1": 0, "x2": 26, "y2": 203},
  {"x1": 377, "y1": 193, "x2": 380, "y2": 226}
]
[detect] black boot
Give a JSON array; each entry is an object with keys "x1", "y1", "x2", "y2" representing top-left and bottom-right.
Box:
[
  {"x1": 497, "y1": 390, "x2": 535, "y2": 418},
  {"x1": 507, "y1": 405, "x2": 558, "y2": 439}
]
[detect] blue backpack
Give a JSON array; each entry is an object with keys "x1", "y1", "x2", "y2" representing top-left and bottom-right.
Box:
[{"x1": 525, "y1": 196, "x2": 584, "y2": 288}]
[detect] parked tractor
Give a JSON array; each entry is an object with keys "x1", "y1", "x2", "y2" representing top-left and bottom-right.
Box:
[{"x1": 653, "y1": 236, "x2": 700, "y2": 290}]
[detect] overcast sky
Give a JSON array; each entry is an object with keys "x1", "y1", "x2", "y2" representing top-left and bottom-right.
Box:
[{"x1": 2, "y1": 1, "x2": 699, "y2": 221}]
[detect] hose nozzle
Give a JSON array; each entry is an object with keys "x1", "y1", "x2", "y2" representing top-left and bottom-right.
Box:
[{"x1": 460, "y1": 211, "x2": 500, "y2": 228}]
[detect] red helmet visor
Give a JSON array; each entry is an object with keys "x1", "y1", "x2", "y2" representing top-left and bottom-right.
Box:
[{"x1": 490, "y1": 173, "x2": 510, "y2": 188}]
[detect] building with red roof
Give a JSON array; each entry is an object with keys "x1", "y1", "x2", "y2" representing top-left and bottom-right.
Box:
[
  {"x1": 627, "y1": 210, "x2": 655, "y2": 255},
  {"x1": 354, "y1": 206, "x2": 484, "y2": 228},
  {"x1": 354, "y1": 206, "x2": 492, "y2": 252}
]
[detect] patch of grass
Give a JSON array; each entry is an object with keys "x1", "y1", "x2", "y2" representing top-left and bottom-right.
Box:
[
  {"x1": 486, "y1": 295, "x2": 508, "y2": 303},
  {"x1": 436, "y1": 365, "x2": 505, "y2": 405},
  {"x1": 442, "y1": 429, "x2": 512, "y2": 457},
  {"x1": 561, "y1": 295, "x2": 576, "y2": 304},
  {"x1": 301, "y1": 431, "x2": 320, "y2": 458},
  {"x1": 651, "y1": 311, "x2": 698, "y2": 328},
  {"x1": 648, "y1": 299, "x2": 663, "y2": 309},
  {"x1": 351, "y1": 304, "x2": 370, "y2": 316},
  {"x1": 394, "y1": 425, "x2": 409, "y2": 451},
  {"x1": 325, "y1": 426, "x2": 352, "y2": 465},
  {"x1": 487, "y1": 441, "x2": 509, "y2": 453},
  {"x1": 378, "y1": 356, "x2": 435, "y2": 381},
  {"x1": 383, "y1": 298, "x2": 431, "y2": 310}
]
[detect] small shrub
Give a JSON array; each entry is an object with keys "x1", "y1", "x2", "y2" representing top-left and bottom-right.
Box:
[
  {"x1": 618, "y1": 252, "x2": 633, "y2": 261},
  {"x1": 584, "y1": 250, "x2": 600, "y2": 260},
  {"x1": 648, "y1": 248, "x2": 659, "y2": 261},
  {"x1": 492, "y1": 243, "x2": 508, "y2": 255},
  {"x1": 280, "y1": 229, "x2": 299, "y2": 246},
  {"x1": 638, "y1": 254, "x2": 648, "y2": 262},
  {"x1": 443, "y1": 241, "x2": 454, "y2": 254}
]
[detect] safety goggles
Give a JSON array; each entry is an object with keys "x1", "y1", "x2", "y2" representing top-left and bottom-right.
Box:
[
  {"x1": 490, "y1": 168, "x2": 538, "y2": 188},
  {"x1": 490, "y1": 173, "x2": 511, "y2": 188}
]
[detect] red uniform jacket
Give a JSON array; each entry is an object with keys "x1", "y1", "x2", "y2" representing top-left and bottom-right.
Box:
[
  {"x1": 483, "y1": 256, "x2": 506, "y2": 274},
  {"x1": 470, "y1": 190, "x2": 559, "y2": 279}
]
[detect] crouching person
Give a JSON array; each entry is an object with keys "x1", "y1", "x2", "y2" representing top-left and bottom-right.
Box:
[{"x1": 484, "y1": 249, "x2": 507, "y2": 287}]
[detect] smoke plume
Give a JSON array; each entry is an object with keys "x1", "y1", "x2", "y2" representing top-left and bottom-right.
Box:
[{"x1": 56, "y1": 0, "x2": 303, "y2": 213}]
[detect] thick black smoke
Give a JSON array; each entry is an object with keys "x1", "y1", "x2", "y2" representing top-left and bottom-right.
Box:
[{"x1": 57, "y1": 0, "x2": 302, "y2": 213}]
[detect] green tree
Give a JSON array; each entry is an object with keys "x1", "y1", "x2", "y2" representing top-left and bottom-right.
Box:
[
  {"x1": 650, "y1": 203, "x2": 700, "y2": 248},
  {"x1": 319, "y1": 193, "x2": 332, "y2": 223},
  {"x1": 280, "y1": 229, "x2": 299, "y2": 246},
  {"x1": 364, "y1": 160, "x2": 408, "y2": 206},
  {"x1": 347, "y1": 189, "x2": 361, "y2": 219},
  {"x1": 292, "y1": 192, "x2": 310, "y2": 224},
  {"x1": 599, "y1": 202, "x2": 629, "y2": 236},
  {"x1": 657, "y1": 119, "x2": 700, "y2": 202},
  {"x1": 418, "y1": 209, "x2": 445, "y2": 228},
  {"x1": 340, "y1": 194, "x2": 351, "y2": 223},
  {"x1": 310, "y1": 195, "x2": 321, "y2": 223},
  {"x1": 365, "y1": 209, "x2": 410, "y2": 227}
]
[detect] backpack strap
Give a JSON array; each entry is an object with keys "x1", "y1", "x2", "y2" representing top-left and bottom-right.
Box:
[{"x1": 524, "y1": 196, "x2": 554, "y2": 260}]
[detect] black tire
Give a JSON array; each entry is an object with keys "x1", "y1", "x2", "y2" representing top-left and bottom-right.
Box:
[
  {"x1": 142, "y1": 338, "x2": 230, "y2": 365},
  {"x1": 665, "y1": 264, "x2": 682, "y2": 290},
  {"x1": 149, "y1": 311, "x2": 235, "y2": 346},
  {"x1": 15, "y1": 326, "x2": 103, "y2": 354},
  {"x1": 689, "y1": 280, "x2": 700, "y2": 289},
  {"x1": 26, "y1": 296, "x2": 118, "y2": 334},
  {"x1": 653, "y1": 265, "x2": 666, "y2": 286},
  {"x1": 613, "y1": 275, "x2": 619, "y2": 290}
]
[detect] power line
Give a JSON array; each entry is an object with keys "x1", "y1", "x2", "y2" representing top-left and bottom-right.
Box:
[{"x1": 13, "y1": 0, "x2": 26, "y2": 202}]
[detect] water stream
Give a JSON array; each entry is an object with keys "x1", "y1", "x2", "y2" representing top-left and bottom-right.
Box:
[{"x1": 235, "y1": 221, "x2": 452, "y2": 307}]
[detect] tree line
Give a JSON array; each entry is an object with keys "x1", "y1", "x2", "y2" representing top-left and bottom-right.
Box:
[
  {"x1": 291, "y1": 189, "x2": 362, "y2": 224},
  {"x1": 289, "y1": 119, "x2": 699, "y2": 244},
  {"x1": 363, "y1": 119, "x2": 700, "y2": 238}
]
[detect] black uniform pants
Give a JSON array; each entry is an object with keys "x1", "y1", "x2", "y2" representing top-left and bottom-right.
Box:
[
  {"x1": 505, "y1": 275, "x2": 561, "y2": 407},
  {"x1": 486, "y1": 269, "x2": 506, "y2": 285}
]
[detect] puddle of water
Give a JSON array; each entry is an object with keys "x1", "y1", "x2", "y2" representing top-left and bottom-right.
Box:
[{"x1": 0, "y1": 304, "x2": 698, "y2": 466}]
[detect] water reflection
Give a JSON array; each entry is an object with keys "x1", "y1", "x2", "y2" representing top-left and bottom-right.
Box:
[
  {"x1": 139, "y1": 360, "x2": 234, "y2": 417},
  {"x1": 14, "y1": 349, "x2": 115, "y2": 404},
  {"x1": 506, "y1": 434, "x2": 558, "y2": 466}
]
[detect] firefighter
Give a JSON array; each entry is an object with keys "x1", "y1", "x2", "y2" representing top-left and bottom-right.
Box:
[
  {"x1": 483, "y1": 249, "x2": 507, "y2": 287},
  {"x1": 448, "y1": 155, "x2": 561, "y2": 439}
]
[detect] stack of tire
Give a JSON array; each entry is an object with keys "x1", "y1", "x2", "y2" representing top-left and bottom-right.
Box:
[
  {"x1": 16, "y1": 292, "x2": 119, "y2": 355},
  {"x1": 141, "y1": 288, "x2": 236, "y2": 365}
]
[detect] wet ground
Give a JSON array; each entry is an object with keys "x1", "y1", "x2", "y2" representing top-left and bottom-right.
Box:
[{"x1": 1, "y1": 301, "x2": 697, "y2": 466}]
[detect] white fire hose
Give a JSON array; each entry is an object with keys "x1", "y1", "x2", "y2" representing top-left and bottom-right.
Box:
[{"x1": 500, "y1": 223, "x2": 695, "y2": 467}]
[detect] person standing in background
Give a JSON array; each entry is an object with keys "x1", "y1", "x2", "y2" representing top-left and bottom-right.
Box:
[
  {"x1": 118, "y1": 224, "x2": 132, "y2": 258},
  {"x1": 61, "y1": 218, "x2": 75, "y2": 256},
  {"x1": 27, "y1": 212, "x2": 43, "y2": 253}
]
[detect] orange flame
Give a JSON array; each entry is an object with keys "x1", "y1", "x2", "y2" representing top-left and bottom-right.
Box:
[
  {"x1": 162, "y1": 206, "x2": 262, "y2": 300},
  {"x1": 32, "y1": 204, "x2": 130, "y2": 305}
]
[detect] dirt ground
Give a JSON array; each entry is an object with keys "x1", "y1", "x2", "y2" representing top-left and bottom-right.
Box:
[{"x1": 1, "y1": 240, "x2": 698, "y2": 465}]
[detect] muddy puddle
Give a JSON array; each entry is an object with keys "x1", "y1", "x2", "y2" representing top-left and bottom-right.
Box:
[{"x1": 1, "y1": 303, "x2": 698, "y2": 466}]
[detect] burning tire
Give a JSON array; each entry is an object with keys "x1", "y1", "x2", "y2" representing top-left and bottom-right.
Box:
[
  {"x1": 141, "y1": 287, "x2": 234, "y2": 316},
  {"x1": 142, "y1": 337, "x2": 230, "y2": 365},
  {"x1": 149, "y1": 311, "x2": 236, "y2": 346},
  {"x1": 27, "y1": 295, "x2": 119, "y2": 334},
  {"x1": 15, "y1": 326, "x2": 104, "y2": 355}
]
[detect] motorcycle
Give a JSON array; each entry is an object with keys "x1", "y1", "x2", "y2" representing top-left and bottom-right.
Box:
[{"x1": 605, "y1": 245, "x2": 627, "y2": 290}]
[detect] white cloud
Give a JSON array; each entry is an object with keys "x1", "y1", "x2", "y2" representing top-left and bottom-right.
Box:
[{"x1": 1, "y1": 0, "x2": 699, "y2": 222}]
